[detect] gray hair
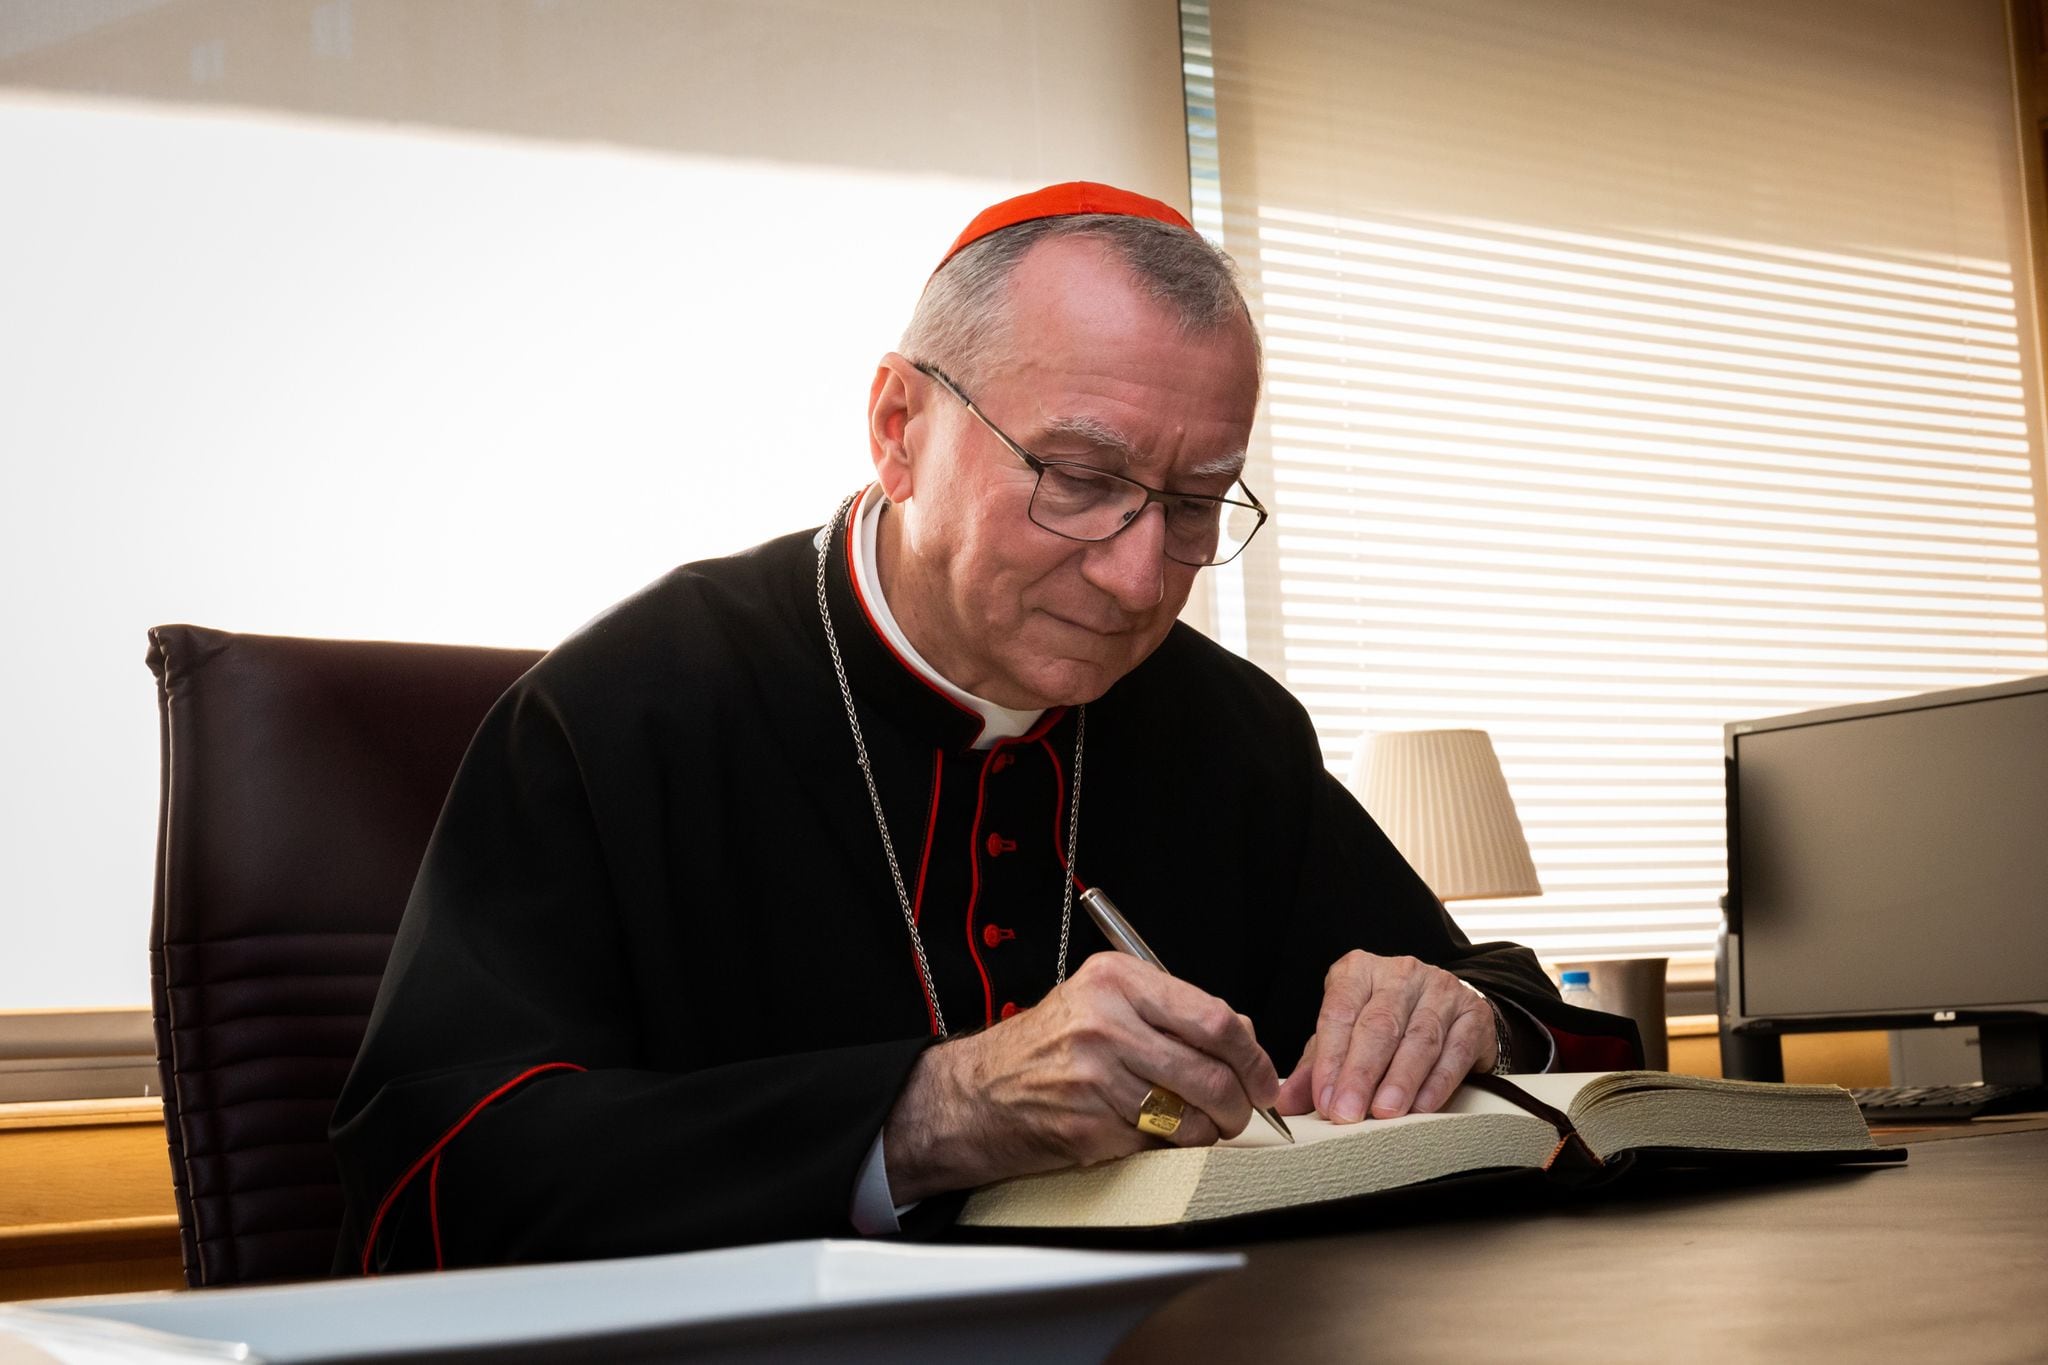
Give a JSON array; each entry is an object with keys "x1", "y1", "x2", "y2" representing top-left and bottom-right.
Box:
[{"x1": 900, "y1": 213, "x2": 1260, "y2": 391}]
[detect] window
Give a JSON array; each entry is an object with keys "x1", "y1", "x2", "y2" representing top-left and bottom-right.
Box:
[
  {"x1": 1185, "y1": 0, "x2": 2048, "y2": 970},
  {"x1": 0, "y1": 1, "x2": 1190, "y2": 1012}
]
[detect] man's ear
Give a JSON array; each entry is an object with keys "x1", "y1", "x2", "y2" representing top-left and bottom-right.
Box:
[{"x1": 868, "y1": 354, "x2": 919, "y2": 502}]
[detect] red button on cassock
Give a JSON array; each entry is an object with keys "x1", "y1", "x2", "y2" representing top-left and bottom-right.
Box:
[
  {"x1": 985, "y1": 833, "x2": 1017, "y2": 857},
  {"x1": 982, "y1": 924, "x2": 1016, "y2": 948},
  {"x1": 999, "y1": 1001, "x2": 1019, "y2": 1019}
]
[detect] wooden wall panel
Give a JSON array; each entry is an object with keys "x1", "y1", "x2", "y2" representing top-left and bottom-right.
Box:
[{"x1": 0, "y1": 1100, "x2": 182, "y2": 1302}]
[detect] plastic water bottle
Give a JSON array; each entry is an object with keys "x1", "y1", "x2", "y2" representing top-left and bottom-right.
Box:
[{"x1": 1559, "y1": 969, "x2": 1601, "y2": 1012}]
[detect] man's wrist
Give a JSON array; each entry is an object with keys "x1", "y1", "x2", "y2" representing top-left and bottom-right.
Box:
[
  {"x1": 1484, "y1": 990, "x2": 1558, "y2": 1073},
  {"x1": 1460, "y1": 980, "x2": 1555, "y2": 1074},
  {"x1": 1458, "y1": 980, "x2": 1512, "y2": 1074},
  {"x1": 881, "y1": 1037, "x2": 1000, "y2": 1204},
  {"x1": 1486, "y1": 997, "x2": 1514, "y2": 1074}
]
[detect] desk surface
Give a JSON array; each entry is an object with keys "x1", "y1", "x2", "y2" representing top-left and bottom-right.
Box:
[{"x1": 1110, "y1": 1126, "x2": 2048, "y2": 1364}]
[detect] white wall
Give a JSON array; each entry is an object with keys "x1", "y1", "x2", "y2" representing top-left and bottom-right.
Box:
[{"x1": 0, "y1": 0, "x2": 1191, "y2": 1008}]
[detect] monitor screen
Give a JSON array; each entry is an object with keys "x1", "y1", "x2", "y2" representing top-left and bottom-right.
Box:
[{"x1": 1730, "y1": 680, "x2": 2048, "y2": 1021}]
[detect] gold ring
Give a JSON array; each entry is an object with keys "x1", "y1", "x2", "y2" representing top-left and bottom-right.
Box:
[{"x1": 1136, "y1": 1085, "x2": 1185, "y2": 1138}]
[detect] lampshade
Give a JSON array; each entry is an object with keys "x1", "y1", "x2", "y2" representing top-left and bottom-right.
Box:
[{"x1": 1349, "y1": 729, "x2": 1542, "y2": 902}]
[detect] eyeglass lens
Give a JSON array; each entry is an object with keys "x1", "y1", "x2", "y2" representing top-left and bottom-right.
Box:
[{"x1": 1028, "y1": 464, "x2": 1261, "y2": 566}]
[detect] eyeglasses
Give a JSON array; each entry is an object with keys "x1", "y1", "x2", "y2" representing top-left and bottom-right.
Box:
[{"x1": 913, "y1": 361, "x2": 1268, "y2": 568}]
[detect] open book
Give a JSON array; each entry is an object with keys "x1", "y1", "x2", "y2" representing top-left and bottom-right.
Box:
[{"x1": 957, "y1": 1071, "x2": 1902, "y2": 1233}]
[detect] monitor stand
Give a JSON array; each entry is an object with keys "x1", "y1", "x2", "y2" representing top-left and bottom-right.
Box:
[
  {"x1": 1979, "y1": 1021, "x2": 2048, "y2": 1086},
  {"x1": 1720, "y1": 1020, "x2": 2048, "y2": 1086},
  {"x1": 1719, "y1": 1028, "x2": 1782, "y2": 1082},
  {"x1": 1889, "y1": 1027, "x2": 1980, "y2": 1087}
]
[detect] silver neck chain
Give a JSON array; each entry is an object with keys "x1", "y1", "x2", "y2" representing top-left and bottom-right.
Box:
[{"x1": 815, "y1": 493, "x2": 1084, "y2": 1038}]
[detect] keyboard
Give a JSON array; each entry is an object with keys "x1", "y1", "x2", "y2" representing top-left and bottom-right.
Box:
[{"x1": 1850, "y1": 1082, "x2": 2048, "y2": 1123}]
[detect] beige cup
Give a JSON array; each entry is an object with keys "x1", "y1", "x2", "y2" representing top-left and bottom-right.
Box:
[{"x1": 1557, "y1": 957, "x2": 1669, "y2": 1070}]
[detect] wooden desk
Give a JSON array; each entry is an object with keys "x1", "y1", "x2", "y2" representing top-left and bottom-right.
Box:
[
  {"x1": 3, "y1": 1129, "x2": 2036, "y2": 1360},
  {"x1": 1110, "y1": 1127, "x2": 2048, "y2": 1364}
]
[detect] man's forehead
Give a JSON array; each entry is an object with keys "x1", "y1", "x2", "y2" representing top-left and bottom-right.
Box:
[
  {"x1": 972, "y1": 236, "x2": 1259, "y2": 479},
  {"x1": 999, "y1": 239, "x2": 1258, "y2": 375}
]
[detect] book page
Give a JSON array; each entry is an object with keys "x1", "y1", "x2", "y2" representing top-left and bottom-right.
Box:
[
  {"x1": 1187, "y1": 1107, "x2": 1556, "y2": 1223},
  {"x1": 1221, "y1": 1081, "x2": 1562, "y2": 1149},
  {"x1": 1499, "y1": 1071, "x2": 1611, "y2": 1113},
  {"x1": 1540, "y1": 1071, "x2": 1874, "y2": 1158}
]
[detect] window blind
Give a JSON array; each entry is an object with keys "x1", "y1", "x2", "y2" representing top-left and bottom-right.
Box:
[{"x1": 1184, "y1": 0, "x2": 2048, "y2": 968}]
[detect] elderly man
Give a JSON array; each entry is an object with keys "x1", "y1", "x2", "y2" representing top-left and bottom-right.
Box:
[{"x1": 332, "y1": 183, "x2": 1637, "y2": 1273}]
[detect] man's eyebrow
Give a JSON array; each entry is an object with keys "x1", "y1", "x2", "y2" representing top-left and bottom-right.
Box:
[
  {"x1": 1038, "y1": 414, "x2": 1139, "y2": 467},
  {"x1": 1188, "y1": 448, "x2": 1248, "y2": 480},
  {"x1": 1036, "y1": 417, "x2": 1248, "y2": 483}
]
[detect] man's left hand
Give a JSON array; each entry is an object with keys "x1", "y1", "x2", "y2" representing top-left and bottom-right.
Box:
[{"x1": 1274, "y1": 951, "x2": 1497, "y2": 1122}]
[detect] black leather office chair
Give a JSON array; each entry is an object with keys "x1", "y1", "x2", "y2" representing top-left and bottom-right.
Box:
[{"x1": 147, "y1": 624, "x2": 542, "y2": 1287}]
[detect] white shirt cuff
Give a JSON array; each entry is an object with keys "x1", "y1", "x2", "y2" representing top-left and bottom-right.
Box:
[{"x1": 849, "y1": 1129, "x2": 919, "y2": 1236}]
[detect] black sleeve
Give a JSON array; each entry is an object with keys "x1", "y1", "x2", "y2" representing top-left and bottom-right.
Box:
[
  {"x1": 1250, "y1": 767, "x2": 1640, "y2": 1071},
  {"x1": 330, "y1": 682, "x2": 932, "y2": 1273}
]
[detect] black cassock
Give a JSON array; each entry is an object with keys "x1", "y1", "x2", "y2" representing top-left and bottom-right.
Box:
[{"x1": 331, "y1": 496, "x2": 1639, "y2": 1273}]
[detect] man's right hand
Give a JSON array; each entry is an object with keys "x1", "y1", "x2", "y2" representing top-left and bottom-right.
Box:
[{"x1": 879, "y1": 952, "x2": 1279, "y2": 1204}]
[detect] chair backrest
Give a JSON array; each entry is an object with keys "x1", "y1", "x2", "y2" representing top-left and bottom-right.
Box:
[{"x1": 147, "y1": 624, "x2": 542, "y2": 1287}]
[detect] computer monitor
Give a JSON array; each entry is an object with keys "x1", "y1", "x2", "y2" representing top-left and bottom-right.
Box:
[{"x1": 1719, "y1": 674, "x2": 2048, "y2": 1085}]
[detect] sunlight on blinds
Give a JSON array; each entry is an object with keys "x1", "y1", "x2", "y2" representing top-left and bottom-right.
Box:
[
  {"x1": 1185, "y1": 0, "x2": 2048, "y2": 966},
  {"x1": 1260, "y1": 206, "x2": 2044, "y2": 961}
]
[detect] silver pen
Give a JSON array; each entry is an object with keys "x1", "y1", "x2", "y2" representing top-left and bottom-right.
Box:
[{"x1": 1079, "y1": 886, "x2": 1295, "y2": 1144}]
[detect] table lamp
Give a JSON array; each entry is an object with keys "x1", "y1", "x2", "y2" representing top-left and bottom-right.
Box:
[{"x1": 1348, "y1": 729, "x2": 1541, "y2": 902}]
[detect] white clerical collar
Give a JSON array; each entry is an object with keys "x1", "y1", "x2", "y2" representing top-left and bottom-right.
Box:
[{"x1": 849, "y1": 485, "x2": 1045, "y2": 749}]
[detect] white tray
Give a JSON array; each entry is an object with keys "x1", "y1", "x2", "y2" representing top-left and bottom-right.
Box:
[{"x1": 0, "y1": 1239, "x2": 1241, "y2": 1364}]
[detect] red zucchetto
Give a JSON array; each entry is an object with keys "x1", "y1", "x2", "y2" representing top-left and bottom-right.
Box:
[{"x1": 935, "y1": 181, "x2": 1195, "y2": 274}]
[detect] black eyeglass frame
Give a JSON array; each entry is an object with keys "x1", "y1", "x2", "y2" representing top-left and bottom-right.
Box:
[{"x1": 911, "y1": 361, "x2": 1269, "y2": 568}]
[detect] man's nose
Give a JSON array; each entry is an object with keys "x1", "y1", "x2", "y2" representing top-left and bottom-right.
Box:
[{"x1": 1079, "y1": 503, "x2": 1168, "y2": 612}]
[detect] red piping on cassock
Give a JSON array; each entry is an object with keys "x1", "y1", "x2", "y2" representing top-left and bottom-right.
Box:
[{"x1": 358, "y1": 1061, "x2": 586, "y2": 1276}]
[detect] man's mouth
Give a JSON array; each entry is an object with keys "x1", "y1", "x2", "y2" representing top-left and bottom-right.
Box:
[{"x1": 1043, "y1": 609, "x2": 1129, "y2": 638}]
